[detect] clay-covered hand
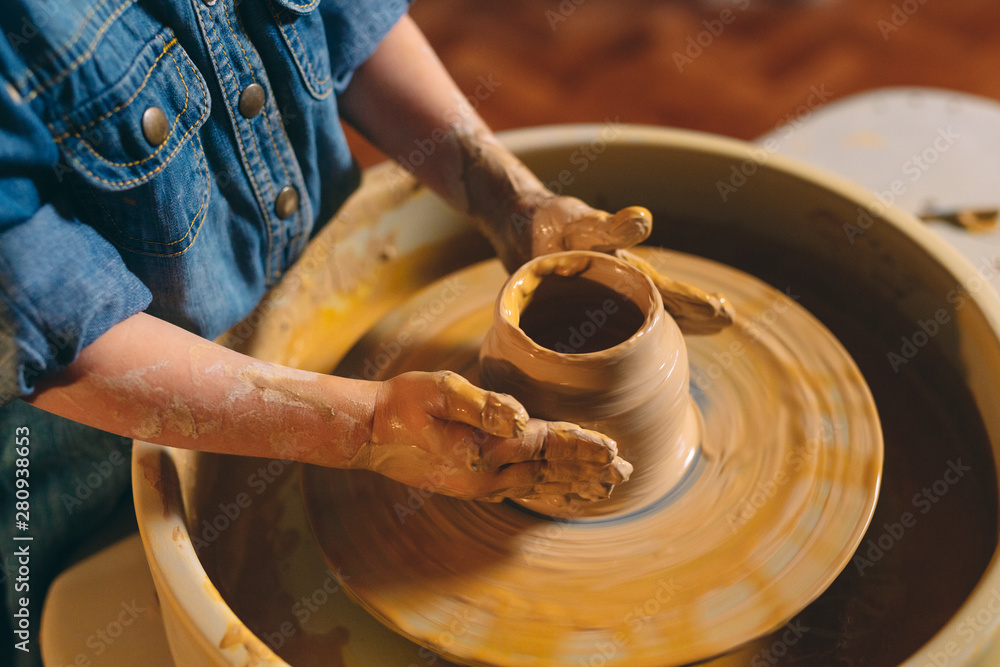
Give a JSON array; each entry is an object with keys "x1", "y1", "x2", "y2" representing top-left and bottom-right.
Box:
[
  {"x1": 613, "y1": 249, "x2": 735, "y2": 335},
  {"x1": 350, "y1": 370, "x2": 633, "y2": 502},
  {"x1": 493, "y1": 194, "x2": 734, "y2": 335},
  {"x1": 497, "y1": 194, "x2": 653, "y2": 273}
]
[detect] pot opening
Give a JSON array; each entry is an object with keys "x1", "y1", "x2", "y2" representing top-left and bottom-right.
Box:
[{"x1": 517, "y1": 273, "x2": 646, "y2": 354}]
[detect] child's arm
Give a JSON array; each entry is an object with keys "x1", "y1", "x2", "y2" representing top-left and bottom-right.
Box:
[
  {"x1": 338, "y1": 15, "x2": 652, "y2": 271},
  {"x1": 26, "y1": 312, "x2": 629, "y2": 501}
]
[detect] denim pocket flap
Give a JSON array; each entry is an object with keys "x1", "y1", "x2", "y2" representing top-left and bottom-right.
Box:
[
  {"x1": 48, "y1": 28, "x2": 210, "y2": 192},
  {"x1": 270, "y1": 0, "x2": 321, "y2": 16}
]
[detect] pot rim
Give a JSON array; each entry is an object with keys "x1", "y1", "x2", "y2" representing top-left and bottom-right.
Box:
[{"x1": 495, "y1": 249, "x2": 666, "y2": 363}]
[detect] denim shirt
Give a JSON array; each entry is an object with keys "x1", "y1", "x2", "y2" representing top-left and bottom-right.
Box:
[{"x1": 0, "y1": 0, "x2": 409, "y2": 404}]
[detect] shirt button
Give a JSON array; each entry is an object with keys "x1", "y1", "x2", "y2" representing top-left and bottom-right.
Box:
[
  {"x1": 141, "y1": 107, "x2": 169, "y2": 146},
  {"x1": 202, "y1": 0, "x2": 216, "y2": 6},
  {"x1": 275, "y1": 186, "x2": 299, "y2": 220},
  {"x1": 238, "y1": 83, "x2": 265, "y2": 118}
]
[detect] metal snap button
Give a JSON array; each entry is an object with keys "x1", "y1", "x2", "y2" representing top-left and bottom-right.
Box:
[
  {"x1": 141, "y1": 107, "x2": 169, "y2": 146},
  {"x1": 275, "y1": 185, "x2": 299, "y2": 220},
  {"x1": 238, "y1": 83, "x2": 265, "y2": 119}
]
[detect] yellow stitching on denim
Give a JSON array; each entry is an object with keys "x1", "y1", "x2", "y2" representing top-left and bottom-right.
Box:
[
  {"x1": 268, "y1": 0, "x2": 331, "y2": 97},
  {"x1": 85, "y1": 132, "x2": 210, "y2": 256},
  {"x1": 51, "y1": 37, "x2": 179, "y2": 142},
  {"x1": 200, "y1": 2, "x2": 274, "y2": 277},
  {"x1": 67, "y1": 35, "x2": 191, "y2": 169},
  {"x1": 270, "y1": 0, "x2": 331, "y2": 100},
  {"x1": 287, "y1": 21, "x2": 330, "y2": 87},
  {"x1": 231, "y1": 1, "x2": 293, "y2": 192},
  {"x1": 222, "y1": 0, "x2": 257, "y2": 84},
  {"x1": 283, "y1": 0, "x2": 321, "y2": 12},
  {"x1": 25, "y1": 0, "x2": 137, "y2": 102},
  {"x1": 63, "y1": 50, "x2": 208, "y2": 188},
  {"x1": 205, "y1": 4, "x2": 273, "y2": 199},
  {"x1": 15, "y1": 0, "x2": 116, "y2": 90},
  {"x1": 156, "y1": 133, "x2": 211, "y2": 257}
]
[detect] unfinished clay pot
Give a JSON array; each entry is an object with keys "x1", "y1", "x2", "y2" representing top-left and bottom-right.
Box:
[{"x1": 479, "y1": 250, "x2": 700, "y2": 518}]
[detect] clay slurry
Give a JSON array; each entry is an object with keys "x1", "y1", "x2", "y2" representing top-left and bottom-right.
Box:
[{"x1": 518, "y1": 275, "x2": 646, "y2": 354}]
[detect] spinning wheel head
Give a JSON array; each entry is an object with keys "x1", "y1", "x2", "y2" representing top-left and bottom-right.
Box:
[{"x1": 303, "y1": 248, "x2": 882, "y2": 666}]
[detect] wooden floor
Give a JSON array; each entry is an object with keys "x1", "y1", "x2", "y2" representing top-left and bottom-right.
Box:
[{"x1": 348, "y1": 0, "x2": 1000, "y2": 166}]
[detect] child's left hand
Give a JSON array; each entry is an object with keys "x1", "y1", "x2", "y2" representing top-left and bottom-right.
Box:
[{"x1": 496, "y1": 195, "x2": 652, "y2": 272}]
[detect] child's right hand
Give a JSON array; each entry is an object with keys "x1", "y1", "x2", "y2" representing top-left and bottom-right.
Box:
[{"x1": 349, "y1": 370, "x2": 633, "y2": 502}]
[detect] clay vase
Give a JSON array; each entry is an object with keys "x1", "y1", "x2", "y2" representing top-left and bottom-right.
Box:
[{"x1": 479, "y1": 250, "x2": 701, "y2": 519}]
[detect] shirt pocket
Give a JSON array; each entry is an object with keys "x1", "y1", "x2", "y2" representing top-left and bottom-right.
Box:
[
  {"x1": 268, "y1": 0, "x2": 333, "y2": 99},
  {"x1": 45, "y1": 26, "x2": 212, "y2": 257}
]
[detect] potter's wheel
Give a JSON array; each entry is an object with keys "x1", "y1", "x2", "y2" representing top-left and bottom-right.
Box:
[{"x1": 302, "y1": 247, "x2": 882, "y2": 666}]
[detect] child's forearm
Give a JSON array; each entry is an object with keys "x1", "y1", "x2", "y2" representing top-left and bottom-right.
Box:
[
  {"x1": 339, "y1": 16, "x2": 548, "y2": 249},
  {"x1": 25, "y1": 312, "x2": 376, "y2": 466},
  {"x1": 339, "y1": 15, "x2": 652, "y2": 272},
  {"x1": 23, "y1": 312, "x2": 631, "y2": 500}
]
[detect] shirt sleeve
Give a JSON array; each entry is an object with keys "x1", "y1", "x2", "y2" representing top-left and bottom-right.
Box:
[
  {"x1": 0, "y1": 60, "x2": 152, "y2": 405},
  {"x1": 320, "y1": 0, "x2": 412, "y2": 93}
]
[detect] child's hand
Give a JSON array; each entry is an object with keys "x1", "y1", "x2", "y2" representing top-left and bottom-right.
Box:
[
  {"x1": 497, "y1": 195, "x2": 652, "y2": 272},
  {"x1": 350, "y1": 370, "x2": 632, "y2": 502},
  {"x1": 494, "y1": 195, "x2": 734, "y2": 334}
]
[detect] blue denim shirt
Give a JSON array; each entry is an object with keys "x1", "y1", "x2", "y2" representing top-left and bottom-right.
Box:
[{"x1": 0, "y1": 0, "x2": 409, "y2": 404}]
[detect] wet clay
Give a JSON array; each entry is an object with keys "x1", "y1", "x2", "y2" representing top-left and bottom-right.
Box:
[
  {"x1": 517, "y1": 275, "x2": 646, "y2": 353},
  {"x1": 302, "y1": 247, "x2": 883, "y2": 666},
  {"x1": 480, "y1": 251, "x2": 702, "y2": 519}
]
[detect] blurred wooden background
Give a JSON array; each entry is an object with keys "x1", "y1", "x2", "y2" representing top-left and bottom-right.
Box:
[{"x1": 347, "y1": 0, "x2": 1000, "y2": 166}]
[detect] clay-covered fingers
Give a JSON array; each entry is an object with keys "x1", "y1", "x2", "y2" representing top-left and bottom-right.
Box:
[
  {"x1": 560, "y1": 205, "x2": 653, "y2": 254},
  {"x1": 482, "y1": 457, "x2": 633, "y2": 502},
  {"x1": 481, "y1": 481, "x2": 612, "y2": 503},
  {"x1": 428, "y1": 370, "x2": 528, "y2": 438},
  {"x1": 472, "y1": 419, "x2": 633, "y2": 501},
  {"x1": 614, "y1": 249, "x2": 735, "y2": 335},
  {"x1": 478, "y1": 419, "x2": 619, "y2": 469}
]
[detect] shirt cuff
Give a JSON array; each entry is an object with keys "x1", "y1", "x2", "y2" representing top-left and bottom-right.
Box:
[{"x1": 0, "y1": 204, "x2": 152, "y2": 404}]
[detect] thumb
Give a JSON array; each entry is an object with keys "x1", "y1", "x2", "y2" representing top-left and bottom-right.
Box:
[
  {"x1": 426, "y1": 371, "x2": 528, "y2": 438},
  {"x1": 561, "y1": 205, "x2": 653, "y2": 254}
]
